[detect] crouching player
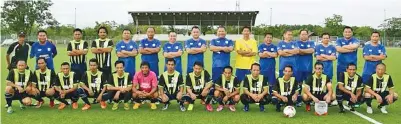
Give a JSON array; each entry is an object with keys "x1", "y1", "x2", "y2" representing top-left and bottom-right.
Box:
[
  {"x1": 158, "y1": 58, "x2": 185, "y2": 111},
  {"x1": 272, "y1": 65, "x2": 300, "y2": 112},
  {"x1": 365, "y1": 63, "x2": 398, "y2": 114},
  {"x1": 336, "y1": 63, "x2": 363, "y2": 113},
  {"x1": 214, "y1": 66, "x2": 240, "y2": 112},
  {"x1": 241, "y1": 63, "x2": 270, "y2": 112},
  {"x1": 33, "y1": 57, "x2": 57, "y2": 108},
  {"x1": 132, "y1": 61, "x2": 159, "y2": 110},
  {"x1": 105, "y1": 60, "x2": 132, "y2": 110},
  {"x1": 54, "y1": 62, "x2": 80, "y2": 110}
]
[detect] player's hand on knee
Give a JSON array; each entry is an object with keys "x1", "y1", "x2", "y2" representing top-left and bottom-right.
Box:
[
  {"x1": 312, "y1": 97, "x2": 319, "y2": 103},
  {"x1": 292, "y1": 95, "x2": 297, "y2": 102},
  {"x1": 89, "y1": 91, "x2": 94, "y2": 96},
  {"x1": 201, "y1": 91, "x2": 208, "y2": 97},
  {"x1": 376, "y1": 95, "x2": 383, "y2": 103},
  {"x1": 17, "y1": 86, "x2": 24, "y2": 93},
  {"x1": 223, "y1": 96, "x2": 229, "y2": 102},
  {"x1": 386, "y1": 95, "x2": 393, "y2": 104},
  {"x1": 281, "y1": 96, "x2": 288, "y2": 102}
]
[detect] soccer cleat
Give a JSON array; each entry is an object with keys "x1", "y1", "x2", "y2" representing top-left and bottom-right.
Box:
[
  {"x1": 82, "y1": 104, "x2": 91, "y2": 111},
  {"x1": 339, "y1": 109, "x2": 345, "y2": 113},
  {"x1": 7, "y1": 107, "x2": 13, "y2": 114},
  {"x1": 243, "y1": 104, "x2": 249, "y2": 112},
  {"x1": 36, "y1": 101, "x2": 44, "y2": 108},
  {"x1": 228, "y1": 105, "x2": 236, "y2": 112},
  {"x1": 100, "y1": 101, "x2": 107, "y2": 109},
  {"x1": 350, "y1": 107, "x2": 355, "y2": 112},
  {"x1": 306, "y1": 104, "x2": 311, "y2": 112},
  {"x1": 124, "y1": 103, "x2": 130, "y2": 110},
  {"x1": 216, "y1": 105, "x2": 224, "y2": 112},
  {"x1": 259, "y1": 105, "x2": 265, "y2": 112},
  {"x1": 296, "y1": 102, "x2": 303, "y2": 107},
  {"x1": 133, "y1": 103, "x2": 141, "y2": 110},
  {"x1": 162, "y1": 104, "x2": 169, "y2": 111},
  {"x1": 380, "y1": 106, "x2": 388, "y2": 114},
  {"x1": 330, "y1": 100, "x2": 338, "y2": 106},
  {"x1": 49, "y1": 100, "x2": 55, "y2": 108},
  {"x1": 72, "y1": 102, "x2": 78, "y2": 109},
  {"x1": 112, "y1": 103, "x2": 119, "y2": 110},
  {"x1": 58, "y1": 103, "x2": 66, "y2": 110},
  {"x1": 187, "y1": 104, "x2": 194, "y2": 111},
  {"x1": 150, "y1": 103, "x2": 157, "y2": 110},
  {"x1": 206, "y1": 104, "x2": 213, "y2": 112},
  {"x1": 366, "y1": 106, "x2": 373, "y2": 114},
  {"x1": 180, "y1": 104, "x2": 186, "y2": 112}
]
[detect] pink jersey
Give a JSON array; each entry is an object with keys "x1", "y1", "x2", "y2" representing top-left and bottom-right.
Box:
[{"x1": 132, "y1": 71, "x2": 158, "y2": 93}]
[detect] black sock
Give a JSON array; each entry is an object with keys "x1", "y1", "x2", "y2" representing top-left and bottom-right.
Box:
[
  {"x1": 205, "y1": 96, "x2": 212, "y2": 104},
  {"x1": 165, "y1": 100, "x2": 170, "y2": 105},
  {"x1": 58, "y1": 98, "x2": 69, "y2": 105},
  {"x1": 82, "y1": 97, "x2": 91, "y2": 105},
  {"x1": 366, "y1": 98, "x2": 372, "y2": 107},
  {"x1": 338, "y1": 101, "x2": 344, "y2": 110},
  {"x1": 150, "y1": 98, "x2": 157, "y2": 103},
  {"x1": 240, "y1": 94, "x2": 249, "y2": 106},
  {"x1": 216, "y1": 97, "x2": 224, "y2": 105},
  {"x1": 35, "y1": 95, "x2": 44, "y2": 102},
  {"x1": 5, "y1": 93, "x2": 13, "y2": 107}
]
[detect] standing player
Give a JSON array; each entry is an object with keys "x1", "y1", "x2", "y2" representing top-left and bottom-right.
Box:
[
  {"x1": 272, "y1": 65, "x2": 300, "y2": 112},
  {"x1": 139, "y1": 27, "x2": 161, "y2": 76},
  {"x1": 132, "y1": 61, "x2": 159, "y2": 110},
  {"x1": 67, "y1": 28, "x2": 88, "y2": 80},
  {"x1": 54, "y1": 62, "x2": 80, "y2": 110},
  {"x1": 91, "y1": 26, "x2": 114, "y2": 77},
  {"x1": 163, "y1": 31, "x2": 183, "y2": 73},
  {"x1": 30, "y1": 30, "x2": 57, "y2": 71},
  {"x1": 296, "y1": 30, "x2": 315, "y2": 82},
  {"x1": 214, "y1": 66, "x2": 241, "y2": 112},
  {"x1": 158, "y1": 58, "x2": 185, "y2": 111},
  {"x1": 336, "y1": 63, "x2": 363, "y2": 113},
  {"x1": 6, "y1": 32, "x2": 32, "y2": 70},
  {"x1": 184, "y1": 61, "x2": 214, "y2": 111},
  {"x1": 241, "y1": 63, "x2": 270, "y2": 112},
  {"x1": 116, "y1": 29, "x2": 138, "y2": 78},
  {"x1": 209, "y1": 26, "x2": 234, "y2": 81},
  {"x1": 365, "y1": 63, "x2": 398, "y2": 114},
  {"x1": 302, "y1": 62, "x2": 333, "y2": 112},
  {"x1": 185, "y1": 26, "x2": 207, "y2": 73},
  {"x1": 315, "y1": 33, "x2": 337, "y2": 80},
  {"x1": 258, "y1": 33, "x2": 278, "y2": 85},
  {"x1": 234, "y1": 26, "x2": 258, "y2": 82},
  {"x1": 362, "y1": 31, "x2": 386, "y2": 83},
  {"x1": 335, "y1": 26, "x2": 359, "y2": 81},
  {"x1": 77, "y1": 58, "x2": 109, "y2": 110},
  {"x1": 32, "y1": 57, "x2": 57, "y2": 108},
  {"x1": 105, "y1": 60, "x2": 133, "y2": 110},
  {"x1": 4, "y1": 60, "x2": 35, "y2": 114}
]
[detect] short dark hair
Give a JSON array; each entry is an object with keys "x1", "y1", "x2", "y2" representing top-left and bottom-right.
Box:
[
  {"x1": 114, "y1": 60, "x2": 124, "y2": 67},
  {"x1": 314, "y1": 62, "x2": 324, "y2": 68},
  {"x1": 347, "y1": 63, "x2": 357, "y2": 69},
  {"x1": 37, "y1": 30, "x2": 47, "y2": 35},
  {"x1": 140, "y1": 61, "x2": 150, "y2": 68},
  {"x1": 376, "y1": 63, "x2": 386, "y2": 68},
  {"x1": 122, "y1": 29, "x2": 132, "y2": 34},
  {"x1": 321, "y1": 32, "x2": 330, "y2": 37},
  {"x1": 300, "y1": 29, "x2": 309, "y2": 34},
  {"x1": 217, "y1": 25, "x2": 225, "y2": 30},
  {"x1": 265, "y1": 33, "x2": 273, "y2": 37},
  {"x1": 73, "y1": 28, "x2": 83, "y2": 34},
  {"x1": 250, "y1": 63, "x2": 260, "y2": 70},
  {"x1": 37, "y1": 57, "x2": 46, "y2": 63},
  {"x1": 17, "y1": 59, "x2": 26, "y2": 64},
  {"x1": 371, "y1": 31, "x2": 380, "y2": 37},
  {"x1": 241, "y1": 26, "x2": 251, "y2": 32},
  {"x1": 284, "y1": 65, "x2": 293, "y2": 71},
  {"x1": 223, "y1": 66, "x2": 233, "y2": 73},
  {"x1": 283, "y1": 30, "x2": 292, "y2": 34},
  {"x1": 193, "y1": 61, "x2": 203, "y2": 68},
  {"x1": 97, "y1": 26, "x2": 108, "y2": 34},
  {"x1": 166, "y1": 58, "x2": 176, "y2": 65},
  {"x1": 89, "y1": 58, "x2": 98, "y2": 66},
  {"x1": 168, "y1": 30, "x2": 176, "y2": 35},
  {"x1": 61, "y1": 62, "x2": 70, "y2": 67},
  {"x1": 191, "y1": 26, "x2": 199, "y2": 31},
  {"x1": 343, "y1": 26, "x2": 353, "y2": 32},
  {"x1": 147, "y1": 27, "x2": 156, "y2": 33}
]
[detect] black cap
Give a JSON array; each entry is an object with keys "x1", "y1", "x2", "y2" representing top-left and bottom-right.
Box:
[{"x1": 18, "y1": 32, "x2": 26, "y2": 37}]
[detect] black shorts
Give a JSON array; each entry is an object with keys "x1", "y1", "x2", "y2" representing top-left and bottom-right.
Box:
[
  {"x1": 313, "y1": 93, "x2": 328, "y2": 101},
  {"x1": 11, "y1": 90, "x2": 28, "y2": 100}
]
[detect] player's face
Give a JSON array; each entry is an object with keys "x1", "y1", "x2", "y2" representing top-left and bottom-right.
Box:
[
  {"x1": 346, "y1": 66, "x2": 356, "y2": 77},
  {"x1": 61, "y1": 65, "x2": 70, "y2": 75},
  {"x1": 147, "y1": 28, "x2": 155, "y2": 39},
  {"x1": 371, "y1": 33, "x2": 380, "y2": 43},
  {"x1": 284, "y1": 32, "x2": 293, "y2": 41},
  {"x1": 89, "y1": 62, "x2": 98, "y2": 72},
  {"x1": 73, "y1": 31, "x2": 82, "y2": 40},
  {"x1": 217, "y1": 28, "x2": 226, "y2": 38},
  {"x1": 98, "y1": 29, "x2": 107, "y2": 39},
  {"x1": 300, "y1": 31, "x2": 308, "y2": 41},
  {"x1": 141, "y1": 65, "x2": 150, "y2": 75},
  {"x1": 322, "y1": 35, "x2": 330, "y2": 44},
  {"x1": 375, "y1": 65, "x2": 386, "y2": 76},
  {"x1": 191, "y1": 28, "x2": 200, "y2": 39},
  {"x1": 168, "y1": 32, "x2": 177, "y2": 43},
  {"x1": 166, "y1": 61, "x2": 175, "y2": 72},
  {"x1": 18, "y1": 37, "x2": 25, "y2": 42},
  {"x1": 37, "y1": 59, "x2": 46, "y2": 70},
  {"x1": 251, "y1": 65, "x2": 260, "y2": 77},
  {"x1": 193, "y1": 65, "x2": 203, "y2": 76},
  {"x1": 123, "y1": 30, "x2": 131, "y2": 40},
  {"x1": 343, "y1": 28, "x2": 353, "y2": 39},
  {"x1": 242, "y1": 28, "x2": 250, "y2": 37},
  {"x1": 283, "y1": 67, "x2": 293, "y2": 77},
  {"x1": 38, "y1": 32, "x2": 47, "y2": 42},
  {"x1": 223, "y1": 68, "x2": 232, "y2": 79},
  {"x1": 17, "y1": 61, "x2": 27, "y2": 71},
  {"x1": 315, "y1": 65, "x2": 323, "y2": 75},
  {"x1": 264, "y1": 35, "x2": 272, "y2": 44},
  {"x1": 115, "y1": 63, "x2": 124, "y2": 74}
]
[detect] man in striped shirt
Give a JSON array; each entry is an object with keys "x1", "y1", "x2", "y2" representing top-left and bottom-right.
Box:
[
  {"x1": 67, "y1": 28, "x2": 88, "y2": 80},
  {"x1": 91, "y1": 27, "x2": 114, "y2": 77}
]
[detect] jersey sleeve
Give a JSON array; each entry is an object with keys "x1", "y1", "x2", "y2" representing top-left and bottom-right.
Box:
[
  {"x1": 128, "y1": 75, "x2": 133, "y2": 86},
  {"x1": 335, "y1": 39, "x2": 342, "y2": 47},
  {"x1": 184, "y1": 40, "x2": 190, "y2": 49},
  {"x1": 83, "y1": 41, "x2": 89, "y2": 50},
  {"x1": 356, "y1": 75, "x2": 363, "y2": 89},
  {"x1": 156, "y1": 40, "x2": 161, "y2": 48},
  {"x1": 107, "y1": 40, "x2": 114, "y2": 47},
  {"x1": 6, "y1": 43, "x2": 16, "y2": 55},
  {"x1": 314, "y1": 45, "x2": 321, "y2": 57},
  {"x1": 51, "y1": 44, "x2": 57, "y2": 57},
  {"x1": 234, "y1": 39, "x2": 240, "y2": 51},
  {"x1": 158, "y1": 74, "x2": 166, "y2": 87},
  {"x1": 91, "y1": 40, "x2": 97, "y2": 48},
  {"x1": 310, "y1": 41, "x2": 316, "y2": 48},
  {"x1": 351, "y1": 38, "x2": 360, "y2": 45},
  {"x1": 331, "y1": 46, "x2": 337, "y2": 56},
  {"x1": 362, "y1": 45, "x2": 369, "y2": 57},
  {"x1": 67, "y1": 43, "x2": 72, "y2": 52},
  {"x1": 30, "y1": 43, "x2": 36, "y2": 58},
  {"x1": 50, "y1": 71, "x2": 57, "y2": 86},
  {"x1": 132, "y1": 73, "x2": 139, "y2": 85},
  {"x1": 381, "y1": 46, "x2": 387, "y2": 56},
  {"x1": 258, "y1": 45, "x2": 264, "y2": 53},
  {"x1": 185, "y1": 74, "x2": 192, "y2": 87},
  {"x1": 229, "y1": 39, "x2": 234, "y2": 47},
  {"x1": 387, "y1": 76, "x2": 394, "y2": 89},
  {"x1": 162, "y1": 44, "x2": 168, "y2": 53},
  {"x1": 209, "y1": 39, "x2": 216, "y2": 46},
  {"x1": 263, "y1": 76, "x2": 269, "y2": 88},
  {"x1": 73, "y1": 73, "x2": 80, "y2": 84},
  {"x1": 272, "y1": 78, "x2": 279, "y2": 92},
  {"x1": 233, "y1": 77, "x2": 240, "y2": 88},
  {"x1": 177, "y1": 74, "x2": 184, "y2": 86},
  {"x1": 277, "y1": 42, "x2": 283, "y2": 51},
  {"x1": 178, "y1": 43, "x2": 183, "y2": 51},
  {"x1": 6, "y1": 70, "x2": 15, "y2": 82},
  {"x1": 205, "y1": 71, "x2": 212, "y2": 84},
  {"x1": 151, "y1": 73, "x2": 157, "y2": 87},
  {"x1": 54, "y1": 74, "x2": 61, "y2": 87},
  {"x1": 304, "y1": 75, "x2": 313, "y2": 87},
  {"x1": 243, "y1": 77, "x2": 249, "y2": 89},
  {"x1": 116, "y1": 42, "x2": 122, "y2": 53},
  {"x1": 80, "y1": 72, "x2": 88, "y2": 86},
  {"x1": 214, "y1": 76, "x2": 222, "y2": 87},
  {"x1": 338, "y1": 73, "x2": 345, "y2": 84}
]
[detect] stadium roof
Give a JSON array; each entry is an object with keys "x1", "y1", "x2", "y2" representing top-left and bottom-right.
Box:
[{"x1": 128, "y1": 11, "x2": 259, "y2": 26}]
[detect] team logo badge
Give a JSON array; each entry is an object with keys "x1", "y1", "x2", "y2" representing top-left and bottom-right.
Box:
[
  {"x1": 175, "y1": 46, "x2": 179, "y2": 49},
  {"x1": 152, "y1": 44, "x2": 155, "y2": 47},
  {"x1": 225, "y1": 40, "x2": 229, "y2": 44},
  {"x1": 47, "y1": 48, "x2": 51, "y2": 51},
  {"x1": 129, "y1": 45, "x2": 133, "y2": 49},
  {"x1": 198, "y1": 42, "x2": 201, "y2": 46}
]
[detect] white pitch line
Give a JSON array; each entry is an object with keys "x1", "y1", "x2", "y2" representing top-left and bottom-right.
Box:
[{"x1": 343, "y1": 106, "x2": 382, "y2": 124}]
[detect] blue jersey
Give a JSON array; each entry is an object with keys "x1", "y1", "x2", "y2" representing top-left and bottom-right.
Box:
[
  {"x1": 210, "y1": 38, "x2": 233, "y2": 68},
  {"x1": 139, "y1": 38, "x2": 161, "y2": 63},
  {"x1": 277, "y1": 41, "x2": 298, "y2": 71},
  {"x1": 296, "y1": 41, "x2": 315, "y2": 72},
  {"x1": 362, "y1": 44, "x2": 386, "y2": 76},
  {"x1": 116, "y1": 40, "x2": 138, "y2": 77},
  {"x1": 163, "y1": 42, "x2": 183, "y2": 73},
  {"x1": 30, "y1": 41, "x2": 57, "y2": 70},
  {"x1": 336, "y1": 37, "x2": 359, "y2": 65},
  {"x1": 258, "y1": 43, "x2": 277, "y2": 71},
  {"x1": 315, "y1": 44, "x2": 337, "y2": 79},
  {"x1": 185, "y1": 38, "x2": 206, "y2": 68}
]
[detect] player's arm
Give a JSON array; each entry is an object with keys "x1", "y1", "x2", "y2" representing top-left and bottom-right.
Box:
[
  {"x1": 324, "y1": 53, "x2": 337, "y2": 60},
  {"x1": 278, "y1": 49, "x2": 292, "y2": 57},
  {"x1": 125, "y1": 48, "x2": 138, "y2": 57},
  {"x1": 303, "y1": 76, "x2": 316, "y2": 99},
  {"x1": 5, "y1": 44, "x2": 14, "y2": 67},
  {"x1": 343, "y1": 43, "x2": 359, "y2": 50},
  {"x1": 117, "y1": 51, "x2": 129, "y2": 57},
  {"x1": 327, "y1": 82, "x2": 333, "y2": 97},
  {"x1": 336, "y1": 46, "x2": 354, "y2": 53},
  {"x1": 338, "y1": 83, "x2": 354, "y2": 96},
  {"x1": 209, "y1": 45, "x2": 223, "y2": 52},
  {"x1": 139, "y1": 47, "x2": 153, "y2": 54},
  {"x1": 299, "y1": 48, "x2": 314, "y2": 55}
]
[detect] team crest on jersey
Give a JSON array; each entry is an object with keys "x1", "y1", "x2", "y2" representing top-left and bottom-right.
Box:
[
  {"x1": 225, "y1": 40, "x2": 229, "y2": 44},
  {"x1": 301, "y1": 44, "x2": 304, "y2": 47},
  {"x1": 38, "y1": 49, "x2": 42, "y2": 51},
  {"x1": 320, "y1": 49, "x2": 324, "y2": 52},
  {"x1": 271, "y1": 48, "x2": 274, "y2": 51},
  {"x1": 129, "y1": 45, "x2": 133, "y2": 49},
  {"x1": 307, "y1": 44, "x2": 310, "y2": 47},
  {"x1": 190, "y1": 43, "x2": 193, "y2": 45},
  {"x1": 167, "y1": 46, "x2": 171, "y2": 49},
  {"x1": 282, "y1": 45, "x2": 286, "y2": 47},
  {"x1": 121, "y1": 46, "x2": 125, "y2": 48},
  {"x1": 47, "y1": 48, "x2": 51, "y2": 51},
  {"x1": 378, "y1": 50, "x2": 382, "y2": 53},
  {"x1": 328, "y1": 50, "x2": 332, "y2": 53},
  {"x1": 152, "y1": 44, "x2": 155, "y2": 47},
  {"x1": 216, "y1": 40, "x2": 220, "y2": 43},
  {"x1": 291, "y1": 45, "x2": 295, "y2": 48},
  {"x1": 369, "y1": 49, "x2": 372, "y2": 52},
  {"x1": 145, "y1": 43, "x2": 148, "y2": 46},
  {"x1": 263, "y1": 48, "x2": 267, "y2": 50},
  {"x1": 198, "y1": 42, "x2": 201, "y2": 46},
  {"x1": 175, "y1": 46, "x2": 179, "y2": 49}
]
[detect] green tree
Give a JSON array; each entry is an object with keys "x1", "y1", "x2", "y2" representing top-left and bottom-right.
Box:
[
  {"x1": 324, "y1": 14, "x2": 343, "y2": 36},
  {"x1": 380, "y1": 17, "x2": 401, "y2": 37}
]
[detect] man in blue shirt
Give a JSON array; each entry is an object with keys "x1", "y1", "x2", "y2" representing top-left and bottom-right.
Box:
[
  {"x1": 296, "y1": 30, "x2": 315, "y2": 83},
  {"x1": 116, "y1": 29, "x2": 138, "y2": 78},
  {"x1": 163, "y1": 31, "x2": 183, "y2": 73},
  {"x1": 30, "y1": 30, "x2": 57, "y2": 71},
  {"x1": 209, "y1": 26, "x2": 234, "y2": 81},
  {"x1": 336, "y1": 26, "x2": 360, "y2": 81},
  {"x1": 139, "y1": 27, "x2": 161, "y2": 76},
  {"x1": 362, "y1": 31, "x2": 386, "y2": 83},
  {"x1": 185, "y1": 26, "x2": 206, "y2": 74},
  {"x1": 277, "y1": 30, "x2": 299, "y2": 78},
  {"x1": 258, "y1": 33, "x2": 277, "y2": 85},
  {"x1": 315, "y1": 33, "x2": 337, "y2": 80}
]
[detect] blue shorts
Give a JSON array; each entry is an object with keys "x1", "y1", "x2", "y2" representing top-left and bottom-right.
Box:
[
  {"x1": 212, "y1": 67, "x2": 225, "y2": 82},
  {"x1": 235, "y1": 69, "x2": 250, "y2": 82},
  {"x1": 71, "y1": 63, "x2": 87, "y2": 80},
  {"x1": 261, "y1": 69, "x2": 276, "y2": 85},
  {"x1": 298, "y1": 71, "x2": 311, "y2": 83}
]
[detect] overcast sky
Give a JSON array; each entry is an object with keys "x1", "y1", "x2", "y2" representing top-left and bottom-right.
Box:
[{"x1": 4, "y1": 0, "x2": 401, "y2": 28}]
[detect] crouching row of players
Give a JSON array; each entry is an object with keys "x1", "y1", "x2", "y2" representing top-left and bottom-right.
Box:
[{"x1": 5, "y1": 57, "x2": 397, "y2": 114}]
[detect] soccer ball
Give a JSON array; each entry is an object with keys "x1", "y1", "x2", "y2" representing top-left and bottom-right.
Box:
[
  {"x1": 283, "y1": 106, "x2": 296, "y2": 118},
  {"x1": 22, "y1": 97, "x2": 32, "y2": 105}
]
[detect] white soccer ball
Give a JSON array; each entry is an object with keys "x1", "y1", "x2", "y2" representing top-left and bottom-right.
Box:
[{"x1": 283, "y1": 106, "x2": 296, "y2": 118}]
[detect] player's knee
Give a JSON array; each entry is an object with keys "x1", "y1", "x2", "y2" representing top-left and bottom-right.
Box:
[
  {"x1": 364, "y1": 93, "x2": 372, "y2": 98},
  {"x1": 302, "y1": 94, "x2": 309, "y2": 101},
  {"x1": 5, "y1": 86, "x2": 14, "y2": 94},
  {"x1": 233, "y1": 95, "x2": 240, "y2": 101},
  {"x1": 152, "y1": 92, "x2": 159, "y2": 98},
  {"x1": 46, "y1": 89, "x2": 55, "y2": 96},
  {"x1": 214, "y1": 91, "x2": 220, "y2": 97}
]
